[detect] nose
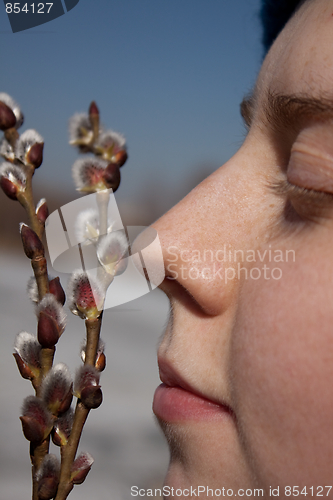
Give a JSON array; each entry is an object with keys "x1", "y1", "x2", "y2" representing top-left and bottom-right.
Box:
[{"x1": 152, "y1": 172, "x2": 241, "y2": 317}]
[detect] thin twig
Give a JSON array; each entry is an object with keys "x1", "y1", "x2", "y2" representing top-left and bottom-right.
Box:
[
  {"x1": 31, "y1": 255, "x2": 49, "y2": 300},
  {"x1": 55, "y1": 402, "x2": 89, "y2": 500},
  {"x1": 55, "y1": 316, "x2": 102, "y2": 500},
  {"x1": 85, "y1": 316, "x2": 103, "y2": 365}
]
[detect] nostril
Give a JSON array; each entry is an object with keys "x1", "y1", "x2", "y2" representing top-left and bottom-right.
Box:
[{"x1": 160, "y1": 275, "x2": 216, "y2": 318}]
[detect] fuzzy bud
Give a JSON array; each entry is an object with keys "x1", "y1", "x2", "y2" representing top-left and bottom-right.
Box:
[
  {"x1": 70, "y1": 452, "x2": 94, "y2": 485},
  {"x1": 72, "y1": 157, "x2": 110, "y2": 193},
  {"x1": 14, "y1": 331, "x2": 41, "y2": 379},
  {"x1": 0, "y1": 162, "x2": 26, "y2": 200},
  {"x1": 69, "y1": 113, "x2": 94, "y2": 148},
  {"x1": 36, "y1": 454, "x2": 60, "y2": 500},
  {"x1": 36, "y1": 198, "x2": 49, "y2": 224},
  {"x1": 0, "y1": 93, "x2": 23, "y2": 129},
  {"x1": 97, "y1": 231, "x2": 128, "y2": 277},
  {"x1": 15, "y1": 129, "x2": 44, "y2": 168},
  {"x1": 67, "y1": 271, "x2": 104, "y2": 320},
  {"x1": 20, "y1": 396, "x2": 53, "y2": 443},
  {"x1": 81, "y1": 338, "x2": 106, "y2": 372},
  {"x1": 95, "y1": 130, "x2": 126, "y2": 162},
  {"x1": 74, "y1": 365, "x2": 102, "y2": 409},
  {"x1": 41, "y1": 363, "x2": 73, "y2": 416},
  {"x1": 37, "y1": 294, "x2": 66, "y2": 348},
  {"x1": 20, "y1": 223, "x2": 44, "y2": 259},
  {"x1": 75, "y1": 208, "x2": 102, "y2": 244},
  {"x1": 103, "y1": 162, "x2": 120, "y2": 192},
  {"x1": 52, "y1": 408, "x2": 74, "y2": 447}
]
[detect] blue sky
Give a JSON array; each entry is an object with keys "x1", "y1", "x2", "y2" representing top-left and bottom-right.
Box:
[{"x1": 0, "y1": 0, "x2": 262, "y2": 210}]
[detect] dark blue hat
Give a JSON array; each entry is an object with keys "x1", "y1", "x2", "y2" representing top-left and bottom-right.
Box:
[{"x1": 261, "y1": 0, "x2": 304, "y2": 53}]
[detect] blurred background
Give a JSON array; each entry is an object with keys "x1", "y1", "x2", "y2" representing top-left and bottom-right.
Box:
[{"x1": 0, "y1": 1, "x2": 262, "y2": 498}]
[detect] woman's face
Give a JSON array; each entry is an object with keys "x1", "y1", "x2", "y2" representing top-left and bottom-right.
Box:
[{"x1": 151, "y1": 0, "x2": 333, "y2": 495}]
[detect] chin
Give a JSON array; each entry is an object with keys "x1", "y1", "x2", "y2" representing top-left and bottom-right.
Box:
[{"x1": 157, "y1": 418, "x2": 257, "y2": 498}]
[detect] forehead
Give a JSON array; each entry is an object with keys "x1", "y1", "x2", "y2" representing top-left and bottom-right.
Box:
[{"x1": 257, "y1": 0, "x2": 333, "y2": 98}]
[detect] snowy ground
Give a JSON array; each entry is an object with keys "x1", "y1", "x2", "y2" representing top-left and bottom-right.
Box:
[{"x1": 0, "y1": 250, "x2": 170, "y2": 500}]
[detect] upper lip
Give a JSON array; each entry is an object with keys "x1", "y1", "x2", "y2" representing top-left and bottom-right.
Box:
[{"x1": 157, "y1": 356, "x2": 233, "y2": 412}]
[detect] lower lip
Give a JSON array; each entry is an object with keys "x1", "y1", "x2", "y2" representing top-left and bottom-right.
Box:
[{"x1": 153, "y1": 384, "x2": 231, "y2": 422}]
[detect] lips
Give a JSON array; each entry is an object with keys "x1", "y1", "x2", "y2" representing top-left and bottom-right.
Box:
[{"x1": 153, "y1": 359, "x2": 232, "y2": 422}]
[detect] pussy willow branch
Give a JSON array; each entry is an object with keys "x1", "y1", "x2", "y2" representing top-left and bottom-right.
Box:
[
  {"x1": 56, "y1": 189, "x2": 109, "y2": 500},
  {"x1": 5, "y1": 126, "x2": 54, "y2": 499},
  {"x1": 55, "y1": 316, "x2": 102, "y2": 500}
]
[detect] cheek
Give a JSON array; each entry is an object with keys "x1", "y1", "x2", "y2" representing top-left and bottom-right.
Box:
[{"x1": 230, "y1": 245, "x2": 333, "y2": 487}]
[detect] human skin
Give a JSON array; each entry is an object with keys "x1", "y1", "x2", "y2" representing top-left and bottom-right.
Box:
[{"x1": 150, "y1": 0, "x2": 333, "y2": 497}]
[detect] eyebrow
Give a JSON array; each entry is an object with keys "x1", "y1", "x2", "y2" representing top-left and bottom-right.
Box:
[{"x1": 240, "y1": 90, "x2": 333, "y2": 132}]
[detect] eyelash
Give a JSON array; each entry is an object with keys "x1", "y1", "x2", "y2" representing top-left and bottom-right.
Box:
[{"x1": 270, "y1": 178, "x2": 333, "y2": 223}]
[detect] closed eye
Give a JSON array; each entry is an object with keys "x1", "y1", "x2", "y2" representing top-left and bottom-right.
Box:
[{"x1": 270, "y1": 178, "x2": 333, "y2": 223}]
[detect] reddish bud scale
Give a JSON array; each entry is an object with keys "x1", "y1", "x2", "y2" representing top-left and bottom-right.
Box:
[
  {"x1": 38, "y1": 311, "x2": 59, "y2": 348},
  {"x1": 52, "y1": 424, "x2": 69, "y2": 447},
  {"x1": 38, "y1": 477, "x2": 58, "y2": 500},
  {"x1": 36, "y1": 199, "x2": 49, "y2": 224},
  {"x1": 89, "y1": 101, "x2": 99, "y2": 117},
  {"x1": 80, "y1": 385, "x2": 103, "y2": 409},
  {"x1": 0, "y1": 176, "x2": 18, "y2": 200},
  {"x1": 112, "y1": 149, "x2": 128, "y2": 167},
  {"x1": 0, "y1": 101, "x2": 16, "y2": 130},
  {"x1": 95, "y1": 351, "x2": 106, "y2": 372},
  {"x1": 20, "y1": 224, "x2": 44, "y2": 260},
  {"x1": 71, "y1": 469, "x2": 90, "y2": 485},
  {"x1": 13, "y1": 352, "x2": 34, "y2": 380},
  {"x1": 103, "y1": 163, "x2": 120, "y2": 192},
  {"x1": 20, "y1": 415, "x2": 45, "y2": 443},
  {"x1": 52, "y1": 409, "x2": 74, "y2": 447},
  {"x1": 27, "y1": 142, "x2": 44, "y2": 168},
  {"x1": 49, "y1": 277, "x2": 66, "y2": 305},
  {"x1": 52, "y1": 428, "x2": 64, "y2": 447}
]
